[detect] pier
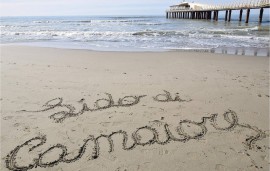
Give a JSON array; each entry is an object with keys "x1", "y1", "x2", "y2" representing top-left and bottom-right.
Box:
[{"x1": 166, "y1": 0, "x2": 270, "y2": 23}]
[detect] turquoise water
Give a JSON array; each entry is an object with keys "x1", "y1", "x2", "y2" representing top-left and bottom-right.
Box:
[{"x1": 1, "y1": 15, "x2": 269, "y2": 53}]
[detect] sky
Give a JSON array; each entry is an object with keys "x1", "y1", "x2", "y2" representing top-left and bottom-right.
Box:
[{"x1": 0, "y1": 0, "x2": 269, "y2": 16}]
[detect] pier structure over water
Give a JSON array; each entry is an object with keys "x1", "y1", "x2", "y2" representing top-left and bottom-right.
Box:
[{"x1": 166, "y1": 0, "x2": 270, "y2": 23}]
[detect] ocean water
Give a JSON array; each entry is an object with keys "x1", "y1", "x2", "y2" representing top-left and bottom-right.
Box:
[{"x1": 1, "y1": 15, "x2": 270, "y2": 55}]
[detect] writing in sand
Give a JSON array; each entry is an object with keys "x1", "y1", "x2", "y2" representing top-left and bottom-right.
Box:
[
  {"x1": 6, "y1": 110, "x2": 267, "y2": 171},
  {"x1": 21, "y1": 90, "x2": 191, "y2": 123}
]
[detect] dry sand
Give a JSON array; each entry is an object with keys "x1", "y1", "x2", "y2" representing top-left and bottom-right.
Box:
[{"x1": 1, "y1": 45, "x2": 269, "y2": 171}]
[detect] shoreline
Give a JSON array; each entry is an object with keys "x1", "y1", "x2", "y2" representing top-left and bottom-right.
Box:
[
  {"x1": 1, "y1": 45, "x2": 269, "y2": 171},
  {"x1": 1, "y1": 43, "x2": 270, "y2": 57}
]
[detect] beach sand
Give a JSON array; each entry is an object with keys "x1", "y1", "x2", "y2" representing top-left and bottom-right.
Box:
[{"x1": 1, "y1": 46, "x2": 269, "y2": 171}]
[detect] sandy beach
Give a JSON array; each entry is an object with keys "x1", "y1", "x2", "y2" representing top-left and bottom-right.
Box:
[{"x1": 1, "y1": 45, "x2": 269, "y2": 171}]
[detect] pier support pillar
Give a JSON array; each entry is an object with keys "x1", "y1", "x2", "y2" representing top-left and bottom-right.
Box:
[
  {"x1": 239, "y1": 9, "x2": 243, "y2": 21},
  {"x1": 166, "y1": 12, "x2": 168, "y2": 19},
  {"x1": 259, "y1": 8, "x2": 264, "y2": 23},
  {"x1": 228, "y1": 10, "x2": 232, "y2": 22},
  {"x1": 216, "y1": 11, "x2": 219, "y2": 21},
  {"x1": 225, "y1": 10, "x2": 228, "y2": 21},
  {"x1": 246, "y1": 9, "x2": 250, "y2": 23}
]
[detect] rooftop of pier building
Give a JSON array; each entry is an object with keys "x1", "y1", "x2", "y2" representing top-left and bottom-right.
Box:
[{"x1": 170, "y1": 2, "x2": 208, "y2": 10}]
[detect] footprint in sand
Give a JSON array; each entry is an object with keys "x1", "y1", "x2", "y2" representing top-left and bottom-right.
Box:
[
  {"x1": 159, "y1": 149, "x2": 169, "y2": 155},
  {"x1": 13, "y1": 123, "x2": 20, "y2": 127},
  {"x1": 3, "y1": 116, "x2": 14, "y2": 120},
  {"x1": 23, "y1": 126, "x2": 31, "y2": 132}
]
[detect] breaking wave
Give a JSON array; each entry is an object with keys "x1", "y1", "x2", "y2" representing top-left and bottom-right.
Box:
[{"x1": 1, "y1": 15, "x2": 269, "y2": 52}]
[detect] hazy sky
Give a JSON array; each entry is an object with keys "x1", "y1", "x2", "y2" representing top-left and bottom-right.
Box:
[{"x1": 0, "y1": 0, "x2": 268, "y2": 16}]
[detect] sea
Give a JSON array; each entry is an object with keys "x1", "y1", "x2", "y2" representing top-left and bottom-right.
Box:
[{"x1": 1, "y1": 15, "x2": 270, "y2": 56}]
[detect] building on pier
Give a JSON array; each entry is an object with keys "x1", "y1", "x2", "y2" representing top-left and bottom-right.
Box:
[{"x1": 170, "y1": 2, "x2": 208, "y2": 11}]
